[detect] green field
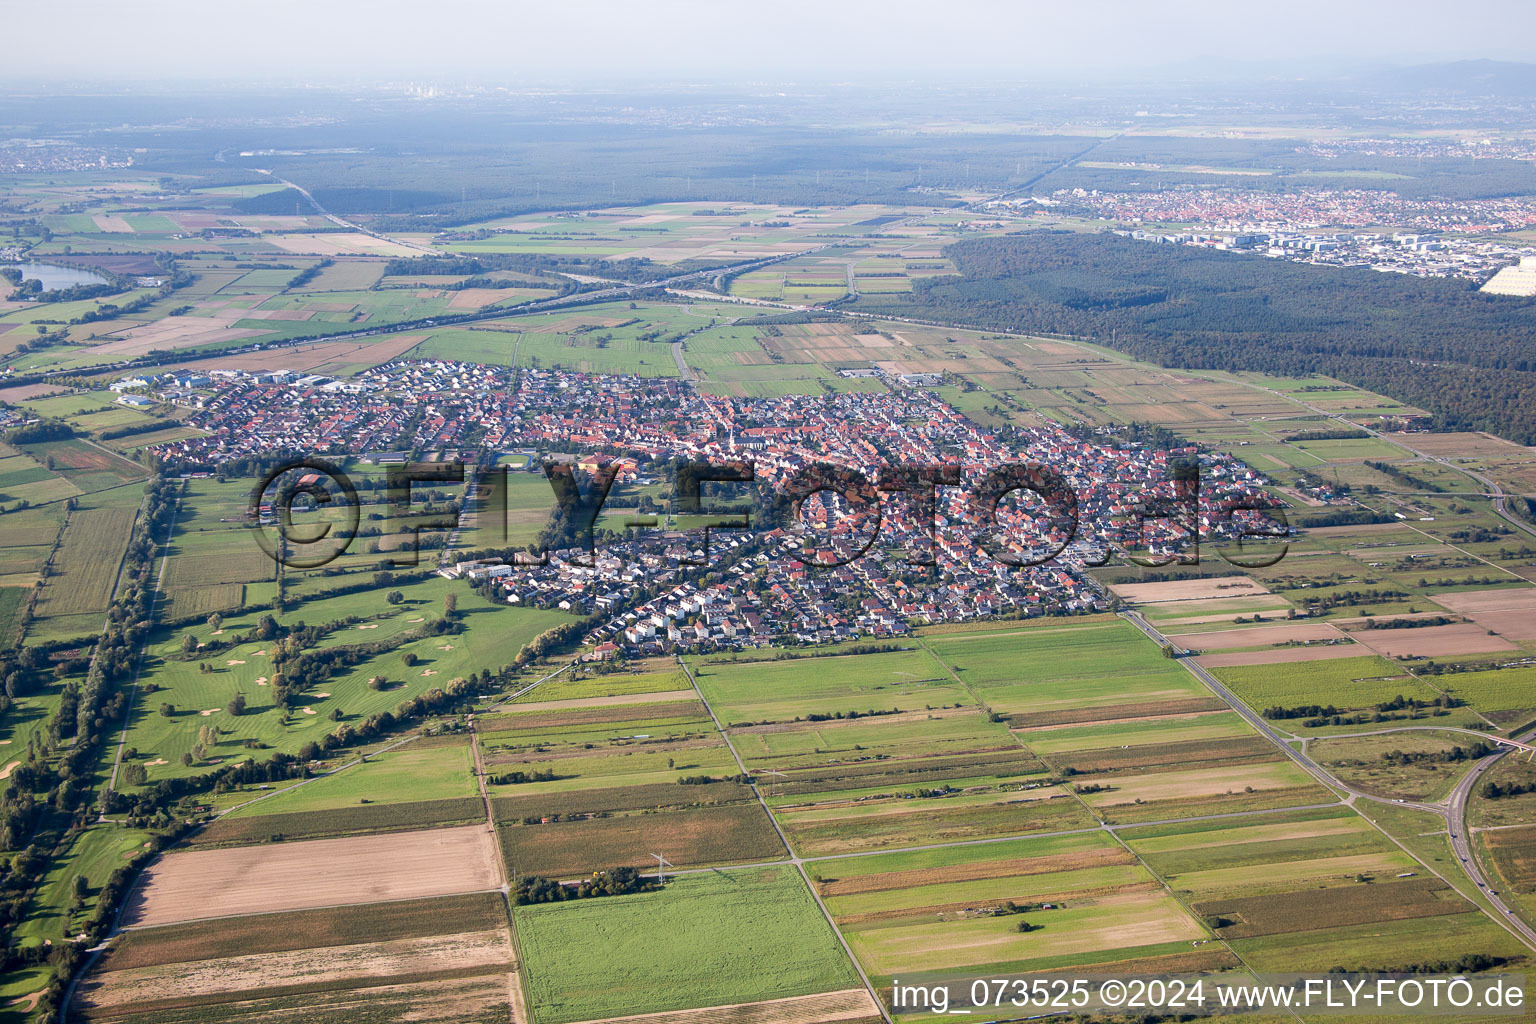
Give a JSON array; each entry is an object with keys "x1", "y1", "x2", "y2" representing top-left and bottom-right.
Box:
[
  {"x1": 689, "y1": 648, "x2": 963, "y2": 723},
  {"x1": 221, "y1": 737, "x2": 477, "y2": 816},
  {"x1": 515, "y1": 866, "x2": 859, "y2": 1023},
  {"x1": 1210, "y1": 655, "x2": 1449, "y2": 712}
]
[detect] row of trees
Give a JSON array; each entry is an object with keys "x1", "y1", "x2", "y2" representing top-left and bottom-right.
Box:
[{"x1": 511, "y1": 866, "x2": 657, "y2": 904}]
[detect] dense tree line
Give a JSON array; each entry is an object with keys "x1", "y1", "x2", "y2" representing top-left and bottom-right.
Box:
[
  {"x1": 1284, "y1": 428, "x2": 1371, "y2": 442},
  {"x1": 850, "y1": 231, "x2": 1536, "y2": 443},
  {"x1": 1358, "y1": 615, "x2": 1456, "y2": 630},
  {"x1": 488, "y1": 769, "x2": 559, "y2": 785},
  {"x1": 1365, "y1": 460, "x2": 1446, "y2": 492},
  {"x1": 285, "y1": 259, "x2": 333, "y2": 290},
  {"x1": 1294, "y1": 509, "x2": 1400, "y2": 528},
  {"x1": 511, "y1": 866, "x2": 657, "y2": 904},
  {"x1": 1381, "y1": 742, "x2": 1496, "y2": 765},
  {"x1": 97, "y1": 418, "x2": 177, "y2": 441},
  {"x1": 6, "y1": 280, "x2": 123, "y2": 303},
  {"x1": 4, "y1": 421, "x2": 74, "y2": 444}
]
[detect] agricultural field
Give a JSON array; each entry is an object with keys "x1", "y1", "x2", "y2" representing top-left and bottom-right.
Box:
[
  {"x1": 123, "y1": 824, "x2": 502, "y2": 928},
  {"x1": 8, "y1": 159, "x2": 1536, "y2": 1024},
  {"x1": 818, "y1": 831, "x2": 1215, "y2": 982},
  {"x1": 688, "y1": 647, "x2": 965, "y2": 724},
  {"x1": 924, "y1": 617, "x2": 1211, "y2": 720},
  {"x1": 29, "y1": 502, "x2": 137, "y2": 639},
  {"x1": 515, "y1": 866, "x2": 866, "y2": 1024},
  {"x1": 75, "y1": 892, "x2": 519, "y2": 1024},
  {"x1": 481, "y1": 691, "x2": 788, "y2": 876}
]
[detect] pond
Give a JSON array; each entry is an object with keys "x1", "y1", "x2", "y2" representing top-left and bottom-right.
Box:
[{"x1": 3, "y1": 261, "x2": 113, "y2": 291}]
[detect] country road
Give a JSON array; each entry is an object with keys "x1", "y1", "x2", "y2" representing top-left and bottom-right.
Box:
[
  {"x1": 676, "y1": 657, "x2": 894, "y2": 1024},
  {"x1": 1222, "y1": 377, "x2": 1536, "y2": 543},
  {"x1": 1124, "y1": 609, "x2": 1536, "y2": 951}
]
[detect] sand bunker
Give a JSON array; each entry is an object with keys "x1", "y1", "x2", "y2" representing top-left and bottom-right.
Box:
[
  {"x1": 225, "y1": 660, "x2": 246, "y2": 666},
  {"x1": 200, "y1": 709, "x2": 218, "y2": 717},
  {"x1": 302, "y1": 708, "x2": 317, "y2": 715},
  {"x1": 357, "y1": 623, "x2": 380, "y2": 630},
  {"x1": 0, "y1": 761, "x2": 19, "y2": 780}
]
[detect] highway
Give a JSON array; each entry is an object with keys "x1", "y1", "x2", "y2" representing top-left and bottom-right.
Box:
[
  {"x1": 29, "y1": 242, "x2": 830, "y2": 387},
  {"x1": 1123, "y1": 609, "x2": 1536, "y2": 950}
]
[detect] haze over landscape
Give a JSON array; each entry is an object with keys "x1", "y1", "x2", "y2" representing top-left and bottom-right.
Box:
[{"x1": 0, "y1": 4, "x2": 1534, "y2": 1024}]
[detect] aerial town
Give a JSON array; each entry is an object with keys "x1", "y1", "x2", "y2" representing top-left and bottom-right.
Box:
[
  {"x1": 138, "y1": 360, "x2": 1276, "y2": 658},
  {"x1": 1011, "y1": 187, "x2": 1536, "y2": 285}
]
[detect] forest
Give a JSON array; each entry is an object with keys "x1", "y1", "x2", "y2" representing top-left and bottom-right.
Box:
[{"x1": 850, "y1": 231, "x2": 1536, "y2": 443}]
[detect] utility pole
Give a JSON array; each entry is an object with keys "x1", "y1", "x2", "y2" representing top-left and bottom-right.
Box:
[{"x1": 759, "y1": 768, "x2": 786, "y2": 800}]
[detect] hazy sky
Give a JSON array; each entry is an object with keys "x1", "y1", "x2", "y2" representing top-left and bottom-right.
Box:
[{"x1": 11, "y1": 0, "x2": 1536, "y2": 83}]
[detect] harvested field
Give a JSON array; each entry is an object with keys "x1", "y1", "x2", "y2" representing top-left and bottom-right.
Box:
[
  {"x1": 267, "y1": 233, "x2": 422, "y2": 257},
  {"x1": 1109, "y1": 577, "x2": 1269, "y2": 603},
  {"x1": 152, "y1": 333, "x2": 428, "y2": 376},
  {"x1": 36, "y1": 508, "x2": 135, "y2": 616},
  {"x1": 499, "y1": 803, "x2": 786, "y2": 876},
  {"x1": 160, "y1": 582, "x2": 244, "y2": 618},
  {"x1": 1429, "y1": 588, "x2": 1536, "y2": 642},
  {"x1": 1386, "y1": 431, "x2": 1529, "y2": 457},
  {"x1": 1095, "y1": 786, "x2": 1331, "y2": 826},
  {"x1": 86, "y1": 316, "x2": 267, "y2": 357},
  {"x1": 1036, "y1": 948, "x2": 1241, "y2": 977},
  {"x1": 561, "y1": 989, "x2": 881, "y2": 1024},
  {"x1": 479, "y1": 700, "x2": 708, "y2": 734},
  {"x1": 1006, "y1": 697, "x2": 1229, "y2": 730},
  {"x1": 762, "y1": 750, "x2": 1043, "y2": 797},
  {"x1": 73, "y1": 973, "x2": 513, "y2": 1024},
  {"x1": 1195, "y1": 877, "x2": 1468, "y2": 938},
  {"x1": 1079, "y1": 762, "x2": 1316, "y2": 806},
  {"x1": 843, "y1": 888, "x2": 1204, "y2": 975},
  {"x1": 163, "y1": 547, "x2": 272, "y2": 590},
  {"x1": 0, "y1": 383, "x2": 66, "y2": 401},
  {"x1": 122, "y1": 825, "x2": 501, "y2": 928},
  {"x1": 783, "y1": 794, "x2": 1095, "y2": 856},
  {"x1": 818, "y1": 848, "x2": 1134, "y2": 898},
  {"x1": 506, "y1": 689, "x2": 697, "y2": 713},
  {"x1": 1043, "y1": 736, "x2": 1281, "y2": 774},
  {"x1": 102, "y1": 892, "x2": 506, "y2": 969},
  {"x1": 186, "y1": 796, "x2": 487, "y2": 847},
  {"x1": 492, "y1": 781, "x2": 755, "y2": 822},
  {"x1": 1195, "y1": 644, "x2": 1369, "y2": 668},
  {"x1": 1350, "y1": 622, "x2": 1517, "y2": 658},
  {"x1": 1167, "y1": 622, "x2": 1348, "y2": 650},
  {"x1": 1481, "y1": 825, "x2": 1536, "y2": 893},
  {"x1": 76, "y1": 928, "x2": 512, "y2": 1011},
  {"x1": 448, "y1": 287, "x2": 546, "y2": 310}
]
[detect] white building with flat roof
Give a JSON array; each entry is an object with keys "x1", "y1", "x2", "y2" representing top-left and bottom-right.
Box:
[{"x1": 1482, "y1": 255, "x2": 1536, "y2": 297}]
